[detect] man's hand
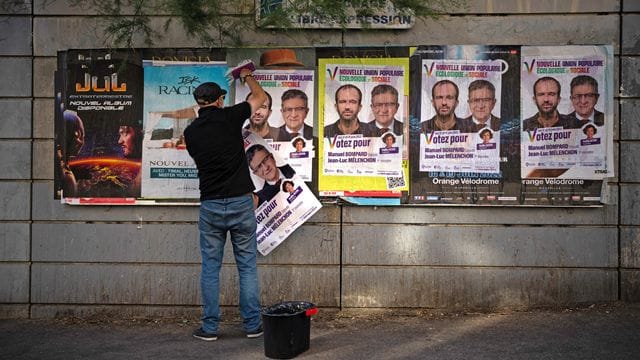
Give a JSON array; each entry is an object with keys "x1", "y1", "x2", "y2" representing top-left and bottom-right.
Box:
[{"x1": 240, "y1": 68, "x2": 253, "y2": 84}]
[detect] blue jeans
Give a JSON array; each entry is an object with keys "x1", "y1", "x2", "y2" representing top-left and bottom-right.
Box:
[{"x1": 198, "y1": 194, "x2": 261, "y2": 333}]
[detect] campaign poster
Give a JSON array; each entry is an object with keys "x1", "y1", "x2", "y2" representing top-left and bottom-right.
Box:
[
  {"x1": 317, "y1": 50, "x2": 410, "y2": 197},
  {"x1": 520, "y1": 46, "x2": 614, "y2": 180},
  {"x1": 235, "y1": 69, "x2": 315, "y2": 182},
  {"x1": 243, "y1": 132, "x2": 322, "y2": 256},
  {"x1": 226, "y1": 48, "x2": 319, "y2": 194},
  {"x1": 518, "y1": 46, "x2": 613, "y2": 205},
  {"x1": 57, "y1": 50, "x2": 144, "y2": 201},
  {"x1": 409, "y1": 45, "x2": 521, "y2": 205},
  {"x1": 142, "y1": 61, "x2": 228, "y2": 199},
  {"x1": 419, "y1": 59, "x2": 503, "y2": 174}
]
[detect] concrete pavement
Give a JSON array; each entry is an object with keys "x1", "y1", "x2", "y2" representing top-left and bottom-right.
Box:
[{"x1": 2, "y1": 303, "x2": 639, "y2": 359}]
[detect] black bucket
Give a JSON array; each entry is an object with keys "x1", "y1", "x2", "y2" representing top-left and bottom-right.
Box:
[{"x1": 261, "y1": 301, "x2": 318, "y2": 359}]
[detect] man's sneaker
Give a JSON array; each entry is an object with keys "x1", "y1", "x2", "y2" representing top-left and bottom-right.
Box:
[
  {"x1": 192, "y1": 327, "x2": 218, "y2": 341},
  {"x1": 246, "y1": 326, "x2": 263, "y2": 338}
]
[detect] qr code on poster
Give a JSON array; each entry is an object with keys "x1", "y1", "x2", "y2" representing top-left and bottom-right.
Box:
[{"x1": 386, "y1": 175, "x2": 405, "y2": 190}]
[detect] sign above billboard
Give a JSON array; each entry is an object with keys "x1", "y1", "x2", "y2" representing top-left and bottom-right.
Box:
[{"x1": 256, "y1": 0, "x2": 415, "y2": 29}]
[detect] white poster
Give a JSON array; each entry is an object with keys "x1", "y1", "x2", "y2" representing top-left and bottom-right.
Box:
[
  {"x1": 520, "y1": 46, "x2": 614, "y2": 179},
  {"x1": 419, "y1": 59, "x2": 503, "y2": 174},
  {"x1": 243, "y1": 132, "x2": 322, "y2": 256},
  {"x1": 235, "y1": 69, "x2": 315, "y2": 181}
]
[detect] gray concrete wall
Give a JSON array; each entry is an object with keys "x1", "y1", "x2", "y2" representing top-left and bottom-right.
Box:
[
  {"x1": 1, "y1": 0, "x2": 637, "y2": 319},
  {"x1": 619, "y1": 5, "x2": 640, "y2": 302}
]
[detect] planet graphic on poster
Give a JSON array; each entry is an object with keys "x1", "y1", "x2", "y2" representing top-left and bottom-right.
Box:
[{"x1": 69, "y1": 157, "x2": 141, "y2": 197}]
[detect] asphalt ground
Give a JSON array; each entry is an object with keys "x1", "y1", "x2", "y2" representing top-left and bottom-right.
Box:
[{"x1": 2, "y1": 303, "x2": 640, "y2": 360}]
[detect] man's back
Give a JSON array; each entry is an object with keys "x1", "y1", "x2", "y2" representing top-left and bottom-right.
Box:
[{"x1": 185, "y1": 103, "x2": 253, "y2": 200}]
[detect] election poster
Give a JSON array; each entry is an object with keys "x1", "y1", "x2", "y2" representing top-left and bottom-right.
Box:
[
  {"x1": 141, "y1": 61, "x2": 228, "y2": 199},
  {"x1": 520, "y1": 45, "x2": 614, "y2": 181},
  {"x1": 317, "y1": 48, "x2": 410, "y2": 197},
  {"x1": 56, "y1": 49, "x2": 144, "y2": 202},
  {"x1": 418, "y1": 59, "x2": 503, "y2": 174},
  {"x1": 235, "y1": 68, "x2": 315, "y2": 182},
  {"x1": 243, "y1": 132, "x2": 322, "y2": 256},
  {"x1": 517, "y1": 45, "x2": 614, "y2": 205},
  {"x1": 227, "y1": 47, "x2": 318, "y2": 196},
  {"x1": 409, "y1": 45, "x2": 521, "y2": 205}
]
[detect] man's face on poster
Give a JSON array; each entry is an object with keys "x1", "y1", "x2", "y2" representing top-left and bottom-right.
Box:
[
  {"x1": 64, "y1": 111, "x2": 85, "y2": 158},
  {"x1": 468, "y1": 87, "x2": 496, "y2": 123},
  {"x1": 249, "y1": 95, "x2": 272, "y2": 127},
  {"x1": 533, "y1": 79, "x2": 560, "y2": 117},
  {"x1": 335, "y1": 87, "x2": 362, "y2": 122},
  {"x1": 571, "y1": 83, "x2": 599, "y2": 119},
  {"x1": 371, "y1": 92, "x2": 399, "y2": 128},
  {"x1": 281, "y1": 97, "x2": 308, "y2": 132},
  {"x1": 118, "y1": 125, "x2": 138, "y2": 158},
  {"x1": 250, "y1": 148, "x2": 279, "y2": 182},
  {"x1": 70, "y1": 121, "x2": 85, "y2": 156},
  {"x1": 432, "y1": 83, "x2": 458, "y2": 117}
]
